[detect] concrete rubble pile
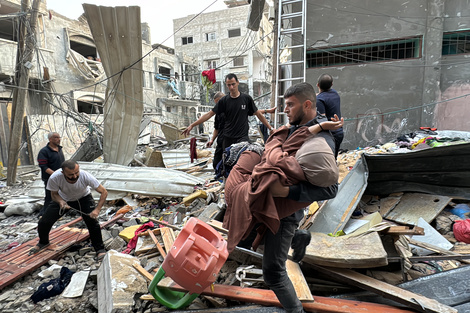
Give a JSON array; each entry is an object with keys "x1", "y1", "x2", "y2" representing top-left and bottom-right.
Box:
[{"x1": 0, "y1": 129, "x2": 470, "y2": 313}]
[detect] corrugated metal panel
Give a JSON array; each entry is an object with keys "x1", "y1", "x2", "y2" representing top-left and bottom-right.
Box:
[
  {"x1": 79, "y1": 162, "x2": 205, "y2": 197},
  {"x1": 364, "y1": 142, "x2": 470, "y2": 199},
  {"x1": 83, "y1": 5, "x2": 144, "y2": 166}
]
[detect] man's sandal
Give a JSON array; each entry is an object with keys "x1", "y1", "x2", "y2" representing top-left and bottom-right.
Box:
[
  {"x1": 28, "y1": 243, "x2": 50, "y2": 255},
  {"x1": 97, "y1": 250, "x2": 106, "y2": 261}
]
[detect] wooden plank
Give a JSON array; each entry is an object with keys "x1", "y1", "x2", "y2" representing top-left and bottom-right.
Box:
[
  {"x1": 381, "y1": 226, "x2": 424, "y2": 236},
  {"x1": 384, "y1": 193, "x2": 451, "y2": 225},
  {"x1": 160, "y1": 227, "x2": 176, "y2": 254},
  {"x1": 408, "y1": 238, "x2": 470, "y2": 264},
  {"x1": 0, "y1": 214, "x2": 123, "y2": 290},
  {"x1": 309, "y1": 265, "x2": 457, "y2": 313},
  {"x1": 303, "y1": 231, "x2": 388, "y2": 268},
  {"x1": 147, "y1": 229, "x2": 166, "y2": 258},
  {"x1": 133, "y1": 263, "x2": 154, "y2": 281},
  {"x1": 140, "y1": 279, "x2": 414, "y2": 313},
  {"x1": 286, "y1": 259, "x2": 314, "y2": 301}
]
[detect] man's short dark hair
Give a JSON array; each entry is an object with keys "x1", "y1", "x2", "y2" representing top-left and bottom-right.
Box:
[
  {"x1": 62, "y1": 160, "x2": 78, "y2": 171},
  {"x1": 213, "y1": 91, "x2": 225, "y2": 101},
  {"x1": 284, "y1": 82, "x2": 316, "y2": 105},
  {"x1": 318, "y1": 74, "x2": 333, "y2": 91},
  {"x1": 225, "y1": 73, "x2": 238, "y2": 82}
]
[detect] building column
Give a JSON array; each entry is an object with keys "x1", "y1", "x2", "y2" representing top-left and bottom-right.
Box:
[{"x1": 420, "y1": 0, "x2": 444, "y2": 127}]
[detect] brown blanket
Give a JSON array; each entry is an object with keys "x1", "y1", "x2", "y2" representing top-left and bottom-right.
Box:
[{"x1": 223, "y1": 125, "x2": 314, "y2": 252}]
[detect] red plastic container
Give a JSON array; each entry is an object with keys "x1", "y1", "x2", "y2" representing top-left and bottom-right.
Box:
[{"x1": 162, "y1": 217, "x2": 228, "y2": 294}]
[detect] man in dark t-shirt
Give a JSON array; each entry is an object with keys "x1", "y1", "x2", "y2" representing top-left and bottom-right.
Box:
[
  {"x1": 316, "y1": 73, "x2": 343, "y2": 158},
  {"x1": 182, "y1": 73, "x2": 273, "y2": 150}
]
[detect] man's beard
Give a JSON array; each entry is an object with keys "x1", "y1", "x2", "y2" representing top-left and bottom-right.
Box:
[
  {"x1": 290, "y1": 110, "x2": 305, "y2": 126},
  {"x1": 66, "y1": 176, "x2": 79, "y2": 183}
]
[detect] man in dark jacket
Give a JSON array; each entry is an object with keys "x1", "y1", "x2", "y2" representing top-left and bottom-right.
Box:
[{"x1": 37, "y1": 132, "x2": 65, "y2": 216}]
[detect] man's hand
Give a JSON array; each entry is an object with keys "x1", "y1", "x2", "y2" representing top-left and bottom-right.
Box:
[
  {"x1": 266, "y1": 107, "x2": 277, "y2": 114},
  {"x1": 59, "y1": 201, "x2": 70, "y2": 210},
  {"x1": 181, "y1": 125, "x2": 193, "y2": 137},
  {"x1": 206, "y1": 140, "x2": 214, "y2": 148},
  {"x1": 89, "y1": 208, "x2": 100, "y2": 219}
]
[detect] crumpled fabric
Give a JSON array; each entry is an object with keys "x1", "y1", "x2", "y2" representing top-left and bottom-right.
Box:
[
  {"x1": 202, "y1": 69, "x2": 216, "y2": 84},
  {"x1": 453, "y1": 219, "x2": 470, "y2": 244},
  {"x1": 122, "y1": 221, "x2": 155, "y2": 254},
  {"x1": 30, "y1": 267, "x2": 74, "y2": 303}
]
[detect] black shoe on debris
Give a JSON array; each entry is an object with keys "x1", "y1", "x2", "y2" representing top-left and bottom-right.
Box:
[{"x1": 291, "y1": 229, "x2": 311, "y2": 263}]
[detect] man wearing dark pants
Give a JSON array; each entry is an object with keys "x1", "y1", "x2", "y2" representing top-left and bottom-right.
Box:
[
  {"x1": 37, "y1": 132, "x2": 65, "y2": 217},
  {"x1": 30, "y1": 160, "x2": 108, "y2": 261}
]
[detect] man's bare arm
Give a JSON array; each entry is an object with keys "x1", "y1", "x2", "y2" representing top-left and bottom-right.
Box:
[
  {"x1": 254, "y1": 110, "x2": 273, "y2": 132},
  {"x1": 182, "y1": 111, "x2": 215, "y2": 136},
  {"x1": 90, "y1": 184, "x2": 108, "y2": 219}
]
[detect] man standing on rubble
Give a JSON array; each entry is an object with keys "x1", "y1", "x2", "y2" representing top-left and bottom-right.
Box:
[
  {"x1": 182, "y1": 73, "x2": 273, "y2": 150},
  {"x1": 37, "y1": 132, "x2": 65, "y2": 217},
  {"x1": 29, "y1": 160, "x2": 108, "y2": 261},
  {"x1": 206, "y1": 92, "x2": 225, "y2": 170},
  {"x1": 224, "y1": 82, "x2": 339, "y2": 313},
  {"x1": 316, "y1": 73, "x2": 343, "y2": 158}
]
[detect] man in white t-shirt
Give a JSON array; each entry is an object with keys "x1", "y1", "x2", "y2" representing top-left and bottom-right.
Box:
[{"x1": 29, "y1": 160, "x2": 108, "y2": 261}]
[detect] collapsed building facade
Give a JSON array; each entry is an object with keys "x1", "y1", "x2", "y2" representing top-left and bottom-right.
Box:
[{"x1": 0, "y1": 0, "x2": 202, "y2": 167}]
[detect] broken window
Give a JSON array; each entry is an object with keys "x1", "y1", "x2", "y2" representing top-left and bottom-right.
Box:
[
  {"x1": 159, "y1": 66, "x2": 171, "y2": 78},
  {"x1": 233, "y1": 56, "x2": 244, "y2": 67},
  {"x1": 0, "y1": 10, "x2": 18, "y2": 41},
  {"x1": 182, "y1": 36, "x2": 193, "y2": 45},
  {"x1": 306, "y1": 36, "x2": 422, "y2": 68},
  {"x1": 69, "y1": 34, "x2": 98, "y2": 59},
  {"x1": 206, "y1": 60, "x2": 217, "y2": 69},
  {"x1": 443, "y1": 31, "x2": 470, "y2": 55},
  {"x1": 77, "y1": 95, "x2": 104, "y2": 114},
  {"x1": 228, "y1": 28, "x2": 241, "y2": 38},
  {"x1": 181, "y1": 63, "x2": 197, "y2": 83},
  {"x1": 205, "y1": 32, "x2": 216, "y2": 42}
]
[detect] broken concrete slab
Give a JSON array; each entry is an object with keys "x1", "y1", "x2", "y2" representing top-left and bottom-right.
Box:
[
  {"x1": 303, "y1": 231, "x2": 388, "y2": 268},
  {"x1": 97, "y1": 250, "x2": 148, "y2": 313}
]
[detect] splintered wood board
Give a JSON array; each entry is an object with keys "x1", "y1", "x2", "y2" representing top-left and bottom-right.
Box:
[
  {"x1": 286, "y1": 260, "x2": 314, "y2": 301},
  {"x1": 384, "y1": 193, "x2": 451, "y2": 225}
]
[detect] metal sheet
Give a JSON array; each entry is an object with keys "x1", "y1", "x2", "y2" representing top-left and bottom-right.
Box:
[
  {"x1": 384, "y1": 193, "x2": 451, "y2": 226},
  {"x1": 83, "y1": 5, "x2": 144, "y2": 166},
  {"x1": 308, "y1": 156, "x2": 369, "y2": 235},
  {"x1": 364, "y1": 142, "x2": 470, "y2": 199}
]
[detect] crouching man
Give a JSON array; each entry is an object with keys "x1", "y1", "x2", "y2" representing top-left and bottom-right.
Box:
[{"x1": 30, "y1": 160, "x2": 108, "y2": 261}]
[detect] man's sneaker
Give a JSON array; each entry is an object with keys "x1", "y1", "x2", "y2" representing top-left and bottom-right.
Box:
[{"x1": 291, "y1": 229, "x2": 311, "y2": 263}]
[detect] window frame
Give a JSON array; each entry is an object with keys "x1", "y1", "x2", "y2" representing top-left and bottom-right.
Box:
[
  {"x1": 182, "y1": 36, "x2": 194, "y2": 45},
  {"x1": 228, "y1": 28, "x2": 241, "y2": 38},
  {"x1": 442, "y1": 31, "x2": 470, "y2": 56},
  {"x1": 306, "y1": 36, "x2": 422, "y2": 68},
  {"x1": 205, "y1": 32, "x2": 216, "y2": 42}
]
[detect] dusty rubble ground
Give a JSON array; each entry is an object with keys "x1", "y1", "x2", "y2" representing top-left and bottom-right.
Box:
[{"x1": 1, "y1": 133, "x2": 470, "y2": 313}]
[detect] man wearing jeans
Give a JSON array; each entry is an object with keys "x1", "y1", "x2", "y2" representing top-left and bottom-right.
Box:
[{"x1": 30, "y1": 160, "x2": 108, "y2": 261}]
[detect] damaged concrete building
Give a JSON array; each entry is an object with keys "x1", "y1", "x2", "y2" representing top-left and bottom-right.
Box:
[
  {"x1": 275, "y1": 0, "x2": 470, "y2": 150},
  {"x1": 0, "y1": 0, "x2": 202, "y2": 167},
  {"x1": 173, "y1": 0, "x2": 274, "y2": 109}
]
